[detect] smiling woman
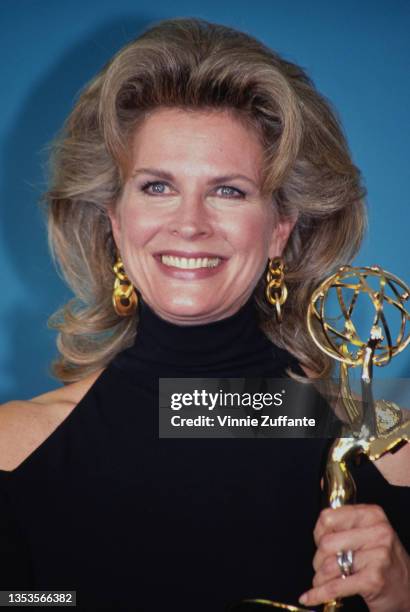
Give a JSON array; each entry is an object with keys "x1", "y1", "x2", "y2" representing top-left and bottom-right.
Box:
[
  {"x1": 1, "y1": 16, "x2": 410, "y2": 612},
  {"x1": 108, "y1": 107, "x2": 294, "y2": 324},
  {"x1": 43, "y1": 18, "x2": 366, "y2": 383}
]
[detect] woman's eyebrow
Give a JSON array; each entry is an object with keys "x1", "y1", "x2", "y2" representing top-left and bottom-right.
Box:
[{"x1": 132, "y1": 167, "x2": 258, "y2": 187}]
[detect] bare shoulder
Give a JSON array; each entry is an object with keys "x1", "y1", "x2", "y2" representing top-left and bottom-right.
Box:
[
  {"x1": 373, "y1": 439, "x2": 410, "y2": 487},
  {"x1": 0, "y1": 369, "x2": 104, "y2": 472}
]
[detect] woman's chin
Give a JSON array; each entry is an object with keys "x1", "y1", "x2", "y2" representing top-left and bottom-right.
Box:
[{"x1": 146, "y1": 295, "x2": 229, "y2": 325}]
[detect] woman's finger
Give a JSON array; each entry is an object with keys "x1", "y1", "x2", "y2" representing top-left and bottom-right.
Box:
[
  {"x1": 299, "y1": 568, "x2": 382, "y2": 607},
  {"x1": 312, "y1": 546, "x2": 392, "y2": 588},
  {"x1": 312, "y1": 523, "x2": 394, "y2": 571},
  {"x1": 314, "y1": 504, "x2": 387, "y2": 543}
]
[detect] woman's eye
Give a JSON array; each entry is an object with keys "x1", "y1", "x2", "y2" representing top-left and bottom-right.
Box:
[
  {"x1": 141, "y1": 181, "x2": 171, "y2": 195},
  {"x1": 216, "y1": 185, "x2": 245, "y2": 199},
  {"x1": 140, "y1": 181, "x2": 245, "y2": 199}
]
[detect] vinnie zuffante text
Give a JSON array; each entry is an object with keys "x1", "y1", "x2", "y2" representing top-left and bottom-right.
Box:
[{"x1": 170, "y1": 414, "x2": 316, "y2": 428}]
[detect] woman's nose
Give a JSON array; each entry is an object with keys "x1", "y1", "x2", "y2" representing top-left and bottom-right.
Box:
[{"x1": 167, "y1": 195, "x2": 213, "y2": 240}]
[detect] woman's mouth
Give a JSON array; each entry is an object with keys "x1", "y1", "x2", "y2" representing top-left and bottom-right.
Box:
[
  {"x1": 161, "y1": 255, "x2": 221, "y2": 269},
  {"x1": 154, "y1": 253, "x2": 226, "y2": 279}
]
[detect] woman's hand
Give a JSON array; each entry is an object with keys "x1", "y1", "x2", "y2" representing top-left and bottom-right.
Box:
[{"x1": 298, "y1": 505, "x2": 410, "y2": 611}]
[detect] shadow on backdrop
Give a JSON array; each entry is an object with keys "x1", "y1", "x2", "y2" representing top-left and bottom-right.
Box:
[{"x1": 0, "y1": 15, "x2": 153, "y2": 402}]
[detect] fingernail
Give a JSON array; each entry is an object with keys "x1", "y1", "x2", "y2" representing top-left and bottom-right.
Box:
[{"x1": 299, "y1": 593, "x2": 308, "y2": 605}]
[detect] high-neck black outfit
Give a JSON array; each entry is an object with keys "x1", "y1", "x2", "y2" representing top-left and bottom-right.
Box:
[{"x1": 1, "y1": 299, "x2": 409, "y2": 611}]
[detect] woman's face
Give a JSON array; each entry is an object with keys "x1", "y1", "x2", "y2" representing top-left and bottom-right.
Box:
[{"x1": 109, "y1": 107, "x2": 295, "y2": 325}]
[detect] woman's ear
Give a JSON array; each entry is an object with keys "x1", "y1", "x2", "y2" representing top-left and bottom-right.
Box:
[
  {"x1": 107, "y1": 204, "x2": 121, "y2": 251},
  {"x1": 268, "y1": 215, "x2": 297, "y2": 259}
]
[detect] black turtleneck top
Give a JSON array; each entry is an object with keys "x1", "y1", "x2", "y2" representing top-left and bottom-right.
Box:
[{"x1": 1, "y1": 299, "x2": 409, "y2": 611}]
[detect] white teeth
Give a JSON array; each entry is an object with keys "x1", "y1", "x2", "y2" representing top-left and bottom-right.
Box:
[{"x1": 161, "y1": 255, "x2": 221, "y2": 269}]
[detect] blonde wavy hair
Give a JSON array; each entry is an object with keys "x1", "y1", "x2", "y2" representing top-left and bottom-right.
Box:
[{"x1": 45, "y1": 17, "x2": 366, "y2": 383}]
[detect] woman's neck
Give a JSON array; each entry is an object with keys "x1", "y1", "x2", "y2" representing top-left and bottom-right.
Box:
[{"x1": 111, "y1": 296, "x2": 295, "y2": 378}]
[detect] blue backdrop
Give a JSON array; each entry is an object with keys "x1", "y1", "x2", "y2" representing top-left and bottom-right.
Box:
[{"x1": 1, "y1": 0, "x2": 409, "y2": 401}]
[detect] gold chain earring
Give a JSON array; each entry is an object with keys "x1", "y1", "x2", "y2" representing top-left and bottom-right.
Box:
[
  {"x1": 112, "y1": 256, "x2": 138, "y2": 316},
  {"x1": 265, "y1": 257, "x2": 288, "y2": 323}
]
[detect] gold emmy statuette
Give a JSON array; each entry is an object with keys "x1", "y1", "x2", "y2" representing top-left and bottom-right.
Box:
[{"x1": 229, "y1": 265, "x2": 410, "y2": 612}]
